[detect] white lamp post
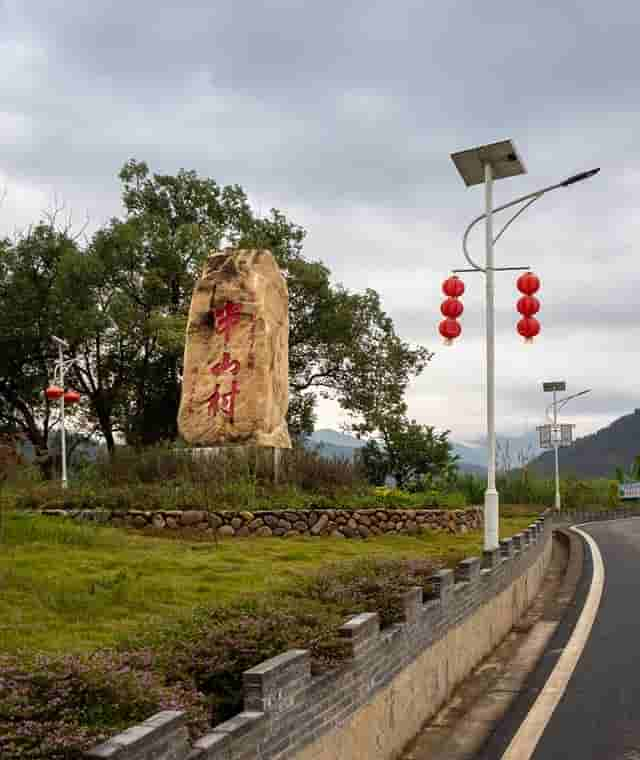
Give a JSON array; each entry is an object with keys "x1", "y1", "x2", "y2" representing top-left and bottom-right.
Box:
[
  {"x1": 49, "y1": 336, "x2": 80, "y2": 489},
  {"x1": 450, "y1": 139, "x2": 599, "y2": 550},
  {"x1": 540, "y1": 383, "x2": 591, "y2": 510}
]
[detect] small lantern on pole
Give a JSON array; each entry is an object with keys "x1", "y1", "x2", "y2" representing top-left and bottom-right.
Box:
[
  {"x1": 45, "y1": 385, "x2": 64, "y2": 401},
  {"x1": 63, "y1": 390, "x2": 81, "y2": 405}
]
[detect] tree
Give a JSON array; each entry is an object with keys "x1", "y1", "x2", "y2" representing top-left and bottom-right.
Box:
[
  {"x1": 1, "y1": 161, "x2": 432, "y2": 458},
  {"x1": 236, "y1": 212, "x2": 432, "y2": 438},
  {"x1": 361, "y1": 417, "x2": 458, "y2": 490},
  {"x1": 0, "y1": 222, "x2": 87, "y2": 476},
  {"x1": 615, "y1": 455, "x2": 640, "y2": 483},
  {"x1": 112, "y1": 160, "x2": 255, "y2": 444},
  {"x1": 87, "y1": 160, "x2": 431, "y2": 443}
]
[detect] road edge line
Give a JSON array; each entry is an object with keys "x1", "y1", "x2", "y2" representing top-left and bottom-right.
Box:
[{"x1": 499, "y1": 524, "x2": 605, "y2": 760}]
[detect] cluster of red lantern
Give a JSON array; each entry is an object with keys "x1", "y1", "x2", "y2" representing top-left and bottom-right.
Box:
[
  {"x1": 516, "y1": 271, "x2": 541, "y2": 343},
  {"x1": 45, "y1": 386, "x2": 81, "y2": 405},
  {"x1": 439, "y1": 275, "x2": 465, "y2": 345}
]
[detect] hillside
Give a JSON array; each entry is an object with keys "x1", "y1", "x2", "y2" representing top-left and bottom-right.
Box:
[
  {"x1": 307, "y1": 430, "x2": 488, "y2": 474},
  {"x1": 306, "y1": 429, "x2": 364, "y2": 461},
  {"x1": 529, "y1": 409, "x2": 640, "y2": 479}
]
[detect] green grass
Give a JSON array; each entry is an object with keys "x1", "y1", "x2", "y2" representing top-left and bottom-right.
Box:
[{"x1": 0, "y1": 510, "x2": 538, "y2": 655}]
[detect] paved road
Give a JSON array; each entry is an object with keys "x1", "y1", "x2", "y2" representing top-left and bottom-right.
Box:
[
  {"x1": 530, "y1": 518, "x2": 640, "y2": 759},
  {"x1": 483, "y1": 517, "x2": 640, "y2": 759}
]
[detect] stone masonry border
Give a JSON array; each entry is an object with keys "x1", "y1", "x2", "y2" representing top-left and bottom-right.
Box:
[{"x1": 40, "y1": 507, "x2": 482, "y2": 539}]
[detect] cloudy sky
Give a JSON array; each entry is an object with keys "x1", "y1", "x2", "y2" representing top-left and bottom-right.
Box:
[{"x1": 1, "y1": 0, "x2": 637, "y2": 446}]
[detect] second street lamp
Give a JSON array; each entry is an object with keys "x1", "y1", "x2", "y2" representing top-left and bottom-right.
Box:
[
  {"x1": 47, "y1": 336, "x2": 81, "y2": 489},
  {"x1": 449, "y1": 139, "x2": 599, "y2": 551},
  {"x1": 539, "y1": 384, "x2": 591, "y2": 510}
]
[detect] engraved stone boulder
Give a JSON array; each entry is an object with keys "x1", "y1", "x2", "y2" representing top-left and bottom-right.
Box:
[{"x1": 178, "y1": 248, "x2": 291, "y2": 448}]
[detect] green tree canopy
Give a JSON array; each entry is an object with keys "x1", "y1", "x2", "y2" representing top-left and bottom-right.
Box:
[
  {"x1": 0, "y1": 222, "x2": 89, "y2": 475},
  {"x1": 87, "y1": 160, "x2": 432, "y2": 442},
  {"x1": 360, "y1": 417, "x2": 458, "y2": 490},
  {"x1": 0, "y1": 160, "x2": 432, "y2": 471}
]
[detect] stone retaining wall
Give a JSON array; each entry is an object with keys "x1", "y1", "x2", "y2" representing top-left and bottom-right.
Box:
[
  {"x1": 41, "y1": 507, "x2": 482, "y2": 538},
  {"x1": 86, "y1": 511, "x2": 554, "y2": 760}
]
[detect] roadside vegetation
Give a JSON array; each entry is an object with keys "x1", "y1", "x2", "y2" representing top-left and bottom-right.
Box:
[
  {"x1": 0, "y1": 445, "x2": 624, "y2": 760},
  {"x1": 0, "y1": 507, "x2": 537, "y2": 760},
  {"x1": 0, "y1": 444, "x2": 469, "y2": 513},
  {"x1": 1, "y1": 442, "x2": 619, "y2": 515},
  {"x1": 456, "y1": 470, "x2": 618, "y2": 512}
]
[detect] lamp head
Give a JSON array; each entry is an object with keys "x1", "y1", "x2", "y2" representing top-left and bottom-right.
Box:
[{"x1": 560, "y1": 168, "x2": 600, "y2": 187}]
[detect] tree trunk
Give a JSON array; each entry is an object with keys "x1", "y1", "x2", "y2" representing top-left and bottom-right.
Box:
[
  {"x1": 92, "y1": 395, "x2": 116, "y2": 456},
  {"x1": 33, "y1": 442, "x2": 54, "y2": 480},
  {"x1": 23, "y1": 417, "x2": 54, "y2": 480}
]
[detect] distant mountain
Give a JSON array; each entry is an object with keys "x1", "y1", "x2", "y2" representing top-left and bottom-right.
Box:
[
  {"x1": 452, "y1": 442, "x2": 486, "y2": 468},
  {"x1": 457, "y1": 462, "x2": 488, "y2": 476},
  {"x1": 306, "y1": 441, "x2": 358, "y2": 461},
  {"x1": 529, "y1": 410, "x2": 640, "y2": 479},
  {"x1": 308, "y1": 429, "x2": 494, "y2": 474},
  {"x1": 309, "y1": 429, "x2": 365, "y2": 449},
  {"x1": 469, "y1": 431, "x2": 542, "y2": 467}
]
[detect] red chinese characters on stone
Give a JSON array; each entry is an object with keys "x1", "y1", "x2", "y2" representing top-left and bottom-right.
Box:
[
  {"x1": 206, "y1": 300, "x2": 255, "y2": 424},
  {"x1": 207, "y1": 380, "x2": 240, "y2": 422},
  {"x1": 215, "y1": 302, "x2": 242, "y2": 344},
  {"x1": 209, "y1": 352, "x2": 240, "y2": 377}
]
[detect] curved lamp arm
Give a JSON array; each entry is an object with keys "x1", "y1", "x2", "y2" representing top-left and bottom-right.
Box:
[
  {"x1": 462, "y1": 169, "x2": 600, "y2": 273},
  {"x1": 545, "y1": 388, "x2": 592, "y2": 422},
  {"x1": 53, "y1": 358, "x2": 78, "y2": 385}
]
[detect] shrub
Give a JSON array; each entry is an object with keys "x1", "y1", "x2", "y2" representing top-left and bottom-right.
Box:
[
  {"x1": 155, "y1": 556, "x2": 438, "y2": 726},
  {"x1": 0, "y1": 651, "x2": 208, "y2": 760},
  {"x1": 560, "y1": 477, "x2": 617, "y2": 511},
  {"x1": 3, "y1": 443, "x2": 373, "y2": 512},
  {"x1": 0, "y1": 554, "x2": 441, "y2": 757},
  {"x1": 453, "y1": 473, "x2": 486, "y2": 505},
  {"x1": 280, "y1": 447, "x2": 367, "y2": 494},
  {"x1": 452, "y1": 470, "x2": 617, "y2": 511}
]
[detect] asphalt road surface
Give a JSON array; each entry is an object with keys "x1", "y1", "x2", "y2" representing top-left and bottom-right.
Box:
[{"x1": 483, "y1": 517, "x2": 640, "y2": 759}]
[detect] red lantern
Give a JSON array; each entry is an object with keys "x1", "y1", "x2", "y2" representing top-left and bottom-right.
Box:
[
  {"x1": 63, "y1": 389, "x2": 81, "y2": 404},
  {"x1": 440, "y1": 297, "x2": 464, "y2": 318},
  {"x1": 517, "y1": 271, "x2": 540, "y2": 295},
  {"x1": 517, "y1": 317, "x2": 540, "y2": 343},
  {"x1": 442, "y1": 275, "x2": 465, "y2": 298},
  {"x1": 439, "y1": 318, "x2": 462, "y2": 344},
  {"x1": 516, "y1": 295, "x2": 540, "y2": 317},
  {"x1": 45, "y1": 385, "x2": 64, "y2": 401}
]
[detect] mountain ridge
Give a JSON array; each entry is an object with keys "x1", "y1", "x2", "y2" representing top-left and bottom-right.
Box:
[
  {"x1": 529, "y1": 409, "x2": 640, "y2": 479},
  {"x1": 307, "y1": 428, "x2": 539, "y2": 473}
]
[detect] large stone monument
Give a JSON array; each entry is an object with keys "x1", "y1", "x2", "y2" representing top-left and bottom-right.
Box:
[{"x1": 178, "y1": 248, "x2": 291, "y2": 449}]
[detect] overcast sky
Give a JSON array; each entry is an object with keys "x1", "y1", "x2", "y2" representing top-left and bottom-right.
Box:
[{"x1": 1, "y1": 0, "x2": 637, "y2": 446}]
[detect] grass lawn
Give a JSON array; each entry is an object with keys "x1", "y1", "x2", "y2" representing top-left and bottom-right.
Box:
[{"x1": 0, "y1": 510, "x2": 538, "y2": 655}]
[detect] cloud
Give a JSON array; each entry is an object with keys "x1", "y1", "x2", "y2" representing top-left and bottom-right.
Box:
[{"x1": 1, "y1": 0, "x2": 639, "y2": 441}]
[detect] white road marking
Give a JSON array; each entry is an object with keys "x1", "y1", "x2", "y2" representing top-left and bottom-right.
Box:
[{"x1": 500, "y1": 524, "x2": 605, "y2": 760}]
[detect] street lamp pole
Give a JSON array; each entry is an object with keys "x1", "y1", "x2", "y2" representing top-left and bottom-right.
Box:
[
  {"x1": 552, "y1": 388, "x2": 560, "y2": 510},
  {"x1": 450, "y1": 139, "x2": 599, "y2": 550},
  {"x1": 544, "y1": 387, "x2": 591, "y2": 510},
  {"x1": 51, "y1": 335, "x2": 72, "y2": 489},
  {"x1": 484, "y1": 161, "x2": 499, "y2": 547}
]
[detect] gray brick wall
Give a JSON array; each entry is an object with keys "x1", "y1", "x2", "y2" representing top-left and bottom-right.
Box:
[{"x1": 89, "y1": 508, "x2": 637, "y2": 760}]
